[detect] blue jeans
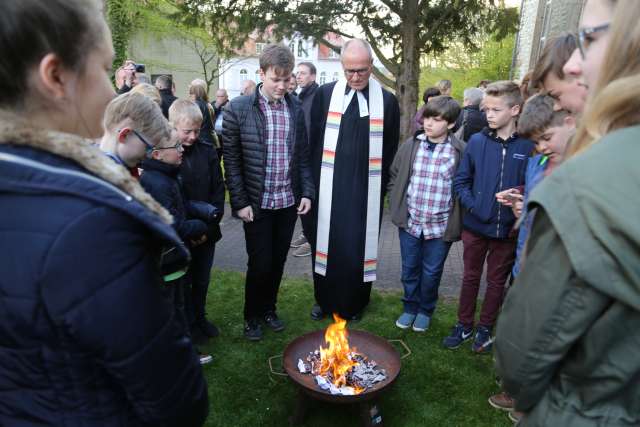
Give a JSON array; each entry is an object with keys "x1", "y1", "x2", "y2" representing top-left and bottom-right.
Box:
[{"x1": 398, "y1": 228, "x2": 452, "y2": 316}]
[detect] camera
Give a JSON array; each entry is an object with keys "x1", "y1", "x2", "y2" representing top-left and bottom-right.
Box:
[{"x1": 135, "y1": 63, "x2": 146, "y2": 73}]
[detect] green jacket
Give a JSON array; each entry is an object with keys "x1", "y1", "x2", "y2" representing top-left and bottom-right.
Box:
[
  {"x1": 495, "y1": 125, "x2": 640, "y2": 426},
  {"x1": 387, "y1": 133, "x2": 466, "y2": 242}
]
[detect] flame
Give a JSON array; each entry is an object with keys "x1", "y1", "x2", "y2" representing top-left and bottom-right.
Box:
[{"x1": 318, "y1": 313, "x2": 364, "y2": 393}]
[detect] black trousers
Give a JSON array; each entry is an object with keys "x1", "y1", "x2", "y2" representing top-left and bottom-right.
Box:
[
  {"x1": 184, "y1": 238, "x2": 216, "y2": 328},
  {"x1": 243, "y1": 206, "x2": 297, "y2": 320}
]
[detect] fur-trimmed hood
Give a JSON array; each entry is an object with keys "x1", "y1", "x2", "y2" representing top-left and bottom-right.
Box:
[{"x1": 0, "y1": 111, "x2": 172, "y2": 224}]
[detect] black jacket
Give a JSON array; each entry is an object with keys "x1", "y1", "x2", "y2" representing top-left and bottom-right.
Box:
[
  {"x1": 455, "y1": 105, "x2": 488, "y2": 142},
  {"x1": 0, "y1": 123, "x2": 208, "y2": 426},
  {"x1": 159, "y1": 88, "x2": 177, "y2": 119},
  {"x1": 194, "y1": 99, "x2": 217, "y2": 147},
  {"x1": 180, "y1": 139, "x2": 225, "y2": 242},
  {"x1": 140, "y1": 158, "x2": 208, "y2": 241},
  {"x1": 221, "y1": 85, "x2": 315, "y2": 218},
  {"x1": 297, "y1": 82, "x2": 319, "y2": 135}
]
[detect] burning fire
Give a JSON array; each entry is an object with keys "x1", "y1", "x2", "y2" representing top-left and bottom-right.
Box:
[{"x1": 318, "y1": 314, "x2": 364, "y2": 393}]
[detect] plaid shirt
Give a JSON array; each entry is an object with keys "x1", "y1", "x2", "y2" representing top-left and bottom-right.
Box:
[
  {"x1": 406, "y1": 135, "x2": 457, "y2": 239},
  {"x1": 258, "y1": 88, "x2": 294, "y2": 210}
]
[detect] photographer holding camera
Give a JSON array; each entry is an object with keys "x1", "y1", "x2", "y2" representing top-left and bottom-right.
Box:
[{"x1": 117, "y1": 59, "x2": 145, "y2": 94}]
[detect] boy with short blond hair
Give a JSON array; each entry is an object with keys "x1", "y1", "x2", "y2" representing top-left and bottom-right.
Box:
[
  {"x1": 388, "y1": 96, "x2": 466, "y2": 332},
  {"x1": 443, "y1": 81, "x2": 534, "y2": 353},
  {"x1": 169, "y1": 99, "x2": 225, "y2": 343}
]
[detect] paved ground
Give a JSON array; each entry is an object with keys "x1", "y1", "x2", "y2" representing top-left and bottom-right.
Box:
[{"x1": 214, "y1": 206, "x2": 487, "y2": 298}]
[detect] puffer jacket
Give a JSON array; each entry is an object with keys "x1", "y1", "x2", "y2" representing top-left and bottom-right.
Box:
[
  {"x1": 222, "y1": 84, "x2": 315, "y2": 218},
  {"x1": 0, "y1": 116, "x2": 208, "y2": 427},
  {"x1": 495, "y1": 125, "x2": 640, "y2": 426},
  {"x1": 453, "y1": 128, "x2": 533, "y2": 238}
]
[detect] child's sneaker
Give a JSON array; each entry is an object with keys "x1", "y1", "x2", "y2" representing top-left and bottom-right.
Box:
[
  {"x1": 412, "y1": 313, "x2": 431, "y2": 332},
  {"x1": 395, "y1": 312, "x2": 416, "y2": 329},
  {"x1": 488, "y1": 392, "x2": 515, "y2": 411},
  {"x1": 472, "y1": 325, "x2": 493, "y2": 353},
  {"x1": 442, "y1": 323, "x2": 473, "y2": 349}
]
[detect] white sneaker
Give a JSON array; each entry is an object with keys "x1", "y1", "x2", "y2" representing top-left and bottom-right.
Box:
[{"x1": 199, "y1": 353, "x2": 213, "y2": 365}]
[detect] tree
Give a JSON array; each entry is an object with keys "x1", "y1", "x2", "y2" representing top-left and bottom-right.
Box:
[{"x1": 173, "y1": 0, "x2": 518, "y2": 140}]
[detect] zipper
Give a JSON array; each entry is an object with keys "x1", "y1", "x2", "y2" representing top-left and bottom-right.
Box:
[
  {"x1": 0, "y1": 152, "x2": 133, "y2": 202},
  {"x1": 496, "y1": 144, "x2": 507, "y2": 237}
]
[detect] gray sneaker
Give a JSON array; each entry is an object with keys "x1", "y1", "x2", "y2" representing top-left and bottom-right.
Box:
[
  {"x1": 412, "y1": 313, "x2": 431, "y2": 332},
  {"x1": 395, "y1": 312, "x2": 416, "y2": 329},
  {"x1": 293, "y1": 242, "x2": 312, "y2": 257},
  {"x1": 290, "y1": 234, "x2": 308, "y2": 248}
]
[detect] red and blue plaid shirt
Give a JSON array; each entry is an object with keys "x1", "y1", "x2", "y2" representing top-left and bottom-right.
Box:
[
  {"x1": 258, "y1": 89, "x2": 294, "y2": 210},
  {"x1": 406, "y1": 135, "x2": 456, "y2": 240}
]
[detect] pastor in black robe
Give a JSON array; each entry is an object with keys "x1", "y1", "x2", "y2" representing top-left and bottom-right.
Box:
[{"x1": 303, "y1": 81, "x2": 400, "y2": 318}]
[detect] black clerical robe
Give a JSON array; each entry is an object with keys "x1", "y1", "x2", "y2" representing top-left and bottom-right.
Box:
[{"x1": 303, "y1": 81, "x2": 400, "y2": 318}]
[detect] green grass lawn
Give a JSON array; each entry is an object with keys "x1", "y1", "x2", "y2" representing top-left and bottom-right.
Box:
[{"x1": 201, "y1": 270, "x2": 511, "y2": 427}]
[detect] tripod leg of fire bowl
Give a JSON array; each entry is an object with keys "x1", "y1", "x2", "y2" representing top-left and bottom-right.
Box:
[
  {"x1": 359, "y1": 402, "x2": 383, "y2": 427},
  {"x1": 289, "y1": 390, "x2": 310, "y2": 426}
]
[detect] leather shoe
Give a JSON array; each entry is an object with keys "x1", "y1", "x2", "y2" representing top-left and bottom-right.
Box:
[{"x1": 310, "y1": 304, "x2": 324, "y2": 321}]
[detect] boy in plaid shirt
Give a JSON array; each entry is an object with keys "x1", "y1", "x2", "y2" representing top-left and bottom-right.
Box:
[{"x1": 388, "y1": 96, "x2": 467, "y2": 332}]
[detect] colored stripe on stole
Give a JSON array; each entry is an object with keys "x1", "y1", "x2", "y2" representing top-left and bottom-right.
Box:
[{"x1": 321, "y1": 149, "x2": 336, "y2": 169}]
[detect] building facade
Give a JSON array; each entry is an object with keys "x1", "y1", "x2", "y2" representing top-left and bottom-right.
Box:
[
  {"x1": 218, "y1": 32, "x2": 346, "y2": 99},
  {"x1": 511, "y1": 0, "x2": 586, "y2": 80}
]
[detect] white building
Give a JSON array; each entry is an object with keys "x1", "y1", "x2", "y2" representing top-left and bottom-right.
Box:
[{"x1": 218, "y1": 32, "x2": 346, "y2": 98}]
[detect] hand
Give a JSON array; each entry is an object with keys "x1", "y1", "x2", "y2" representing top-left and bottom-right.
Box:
[
  {"x1": 512, "y1": 198, "x2": 524, "y2": 218},
  {"x1": 190, "y1": 234, "x2": 208, "y2": 246},
  {"x1": 297, "y1": 197, "x2": 311, "y2": 215},
  {"x1": 237, "y1": 206, "x2": 254, "y2": 223},
  {"x1": 496, "y1": 188, "x2": 521, "y2": 207}
]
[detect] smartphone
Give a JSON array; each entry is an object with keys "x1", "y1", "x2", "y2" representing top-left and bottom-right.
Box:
[{"x1": 505, "y1": 193, "x2": 522, "y2": 203}]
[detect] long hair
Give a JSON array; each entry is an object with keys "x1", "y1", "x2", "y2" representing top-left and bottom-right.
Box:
[{"x1": 568, "y1": 0, "x2": 640, "y2": 157}]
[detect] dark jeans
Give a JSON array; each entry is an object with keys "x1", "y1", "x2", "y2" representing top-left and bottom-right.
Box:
[
  {"x1": 243, "y1": 206, "x2": 297, "y2": 320},
  {"x1": 398, "y1": 229, "x2": 452, "y2": 316},
  {"x1": 457, "y1": 229, "x2": 516, "y2": 329},
  {"x1": 184, "y1": 238, "x2": 216, "y2": 328},
  {"x1": 162, "y1": 278, "x2": 189, "y2": 335}
]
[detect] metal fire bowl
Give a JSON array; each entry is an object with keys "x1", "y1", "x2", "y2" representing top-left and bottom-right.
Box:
[{"x1": 282, "y1": 329, "x2": 402, "y2": 404}]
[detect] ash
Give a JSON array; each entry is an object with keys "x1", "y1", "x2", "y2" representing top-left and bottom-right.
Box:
[{"x1": 297, "y1": 350, "x2": 387, "y2": 395}]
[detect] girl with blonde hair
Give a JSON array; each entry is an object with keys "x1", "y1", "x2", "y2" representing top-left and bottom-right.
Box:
[{"x1": 495, "y1": 1, "x2": 640, "y2": 425}]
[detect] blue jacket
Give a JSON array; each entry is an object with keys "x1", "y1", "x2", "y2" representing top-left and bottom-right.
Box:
[
  {"x1": 453, "y1": 128, "x2": 534, "y2": 238},
  {"x1": 0, "y1": 124, "x2": 208, "y2": 427}
]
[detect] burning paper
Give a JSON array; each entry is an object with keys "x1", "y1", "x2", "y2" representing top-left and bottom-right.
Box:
[{"x1": 299, "y1": 314, "x2": 387, "y2": 396}]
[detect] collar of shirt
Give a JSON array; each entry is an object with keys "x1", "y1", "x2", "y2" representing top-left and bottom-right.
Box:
[
  {"x1": 258, "y1": 86, "x2": 284, "y2": 105},
  {"x1": 417, "y1": 134, "x2": 449, "y2": 151}
]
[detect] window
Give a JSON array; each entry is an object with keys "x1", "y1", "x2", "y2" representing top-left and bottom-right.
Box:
[
  {"x1": 319, "y1": 71, "x2": 327, "y2": 85},
  {"x1": 332, "y1": 72, "x2": 340, "y2": 82},
  {"x1": 256, "y1": 42, "x2": 266, "y2": 55},
  {"x1": 254, "y1": 69, "x2": 261, "y2": 83},
  {"x1": 328, "y1": 49, "x2": 340, "y2": 59},
  {"x1": 239, "y1": 69, "x2": 248, "y2": 81},
  {"x1": 288, "y1": 40, "x2": 296, "y2": 54},
  {"x1": 297, "y1": 40, "x2": 309, "y2": 58}
]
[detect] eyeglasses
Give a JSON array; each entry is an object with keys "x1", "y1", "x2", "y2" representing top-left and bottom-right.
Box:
[
  {"x1": 118, "y1": 128, "x2": 155, "y2": 154},
  {"x1": 577, "y1": 23, "x2": 610, "y2": 59},
  {"x1": 153, "y1": 142, "x2": 183, "y2": 151},
  {"x1": 344, "y1": 67, "x2": 370, "y2": 78}
]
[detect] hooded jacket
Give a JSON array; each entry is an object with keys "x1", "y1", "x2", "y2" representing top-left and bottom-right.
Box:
[
  {"x1": 0, "y1": 113, "x2": 208, "y2": 427},
  {"x1": 453, "y1": 128, "x2": 533, "y2": 238},
  {"x1": 495, "y1": 125, "x2": 640, "y2": 426}
]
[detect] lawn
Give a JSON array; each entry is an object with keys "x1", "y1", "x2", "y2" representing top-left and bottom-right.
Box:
[{"x1": 201, "y1": 270, "x2": 511, "y2": 427}]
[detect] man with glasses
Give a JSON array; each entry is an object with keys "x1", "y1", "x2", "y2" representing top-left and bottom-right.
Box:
[
  {"x1": 304, "y1": 39, "x2": 400, "y2": 321},
  {"x1": 100, "y1": 125, "x2": 159, "y2": 178}
]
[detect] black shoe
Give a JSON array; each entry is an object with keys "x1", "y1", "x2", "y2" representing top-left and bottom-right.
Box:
[
  {"x1": 198, "y1": 319, "x2": 220, "y2": 338},
  {"x1": 244, "y1": 319, "x2": 263, "y2": 341},
  {"x1": 190, "y1": 326, "x2": 209, "y2": 346},
  {"x1": 263, "y1": 311, "x2": 285, "y2": 332},
  {"x1": 310, "y1": 304, "x2": 324, "y2": 321}
]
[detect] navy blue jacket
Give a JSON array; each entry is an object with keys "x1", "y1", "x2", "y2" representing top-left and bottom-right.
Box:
[
  {"x1": 140, "y1": 157, "x2": 208, "y2": 242},
  {"x1": 0, "y1": 138, "x2": 208, "y2": 426},
  {"x1": 453, "y1": 128, "x2": 534, "y2": 238}
]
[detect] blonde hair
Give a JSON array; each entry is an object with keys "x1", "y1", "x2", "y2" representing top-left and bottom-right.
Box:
[
  {"x1": 168, "y1": 99, "x2": 203, "y2": 125},
  {"x1": 569, "y1": 0, "x2": 639, "y2": 157},
  {"x1": 130, "y1": 83, "x2": 161, "y2": 105},
  {"x1": 484, "y1": 80, "x2": 523, "y2": 108},
  {"x1": 103, "y1": 92, "x2": 171, "y2": 147},
  {"x1": 188, "y1": 79, "x2": 209, "y2": 102}
]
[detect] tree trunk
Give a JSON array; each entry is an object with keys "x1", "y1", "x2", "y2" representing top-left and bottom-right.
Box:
[{"x1": 395, "y1": 0, "x2": 420, "y2": 143}]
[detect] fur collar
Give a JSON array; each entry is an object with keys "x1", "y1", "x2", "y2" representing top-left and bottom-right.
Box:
[{"x1": 0, "y1": 111, "x2": 172, "y2": 224}]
